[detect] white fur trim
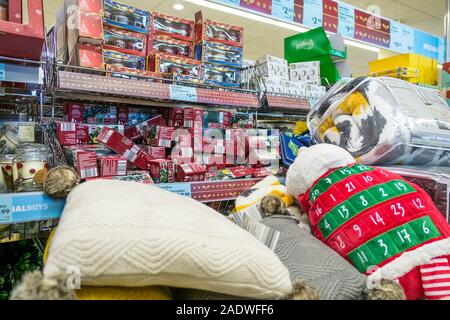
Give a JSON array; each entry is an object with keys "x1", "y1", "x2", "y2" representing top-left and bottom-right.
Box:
[{"x1": 367, "y1": 238, "x2": 450, "y2": 286}]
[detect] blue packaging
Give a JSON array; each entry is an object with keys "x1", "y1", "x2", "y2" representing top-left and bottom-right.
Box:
[
  {"x1": 103, "y1": 0, "x2": 150, "y2": 34},
  {"x1": 202, "y1": 62, "x2": 241, "y2": 88},
  {"x1": 195, "y1": 41, "x2": 243, "y2": 68}
]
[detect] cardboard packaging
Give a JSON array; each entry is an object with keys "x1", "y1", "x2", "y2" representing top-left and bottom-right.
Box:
[
  {"x1": 202, "y1": 63, "x2": 241, "y2": 88},
  {"x1": 149, "y1": 159, "x2": 175, "y2": 183},
  {"x1": 103, "y1": 0, "x2": 149, "y2": 34},
  {"x1": 150, "y1": 12, "x2": 194, "y2": 41},
  {"x1": 168, "y1": 108, "x2": 184, "y2": 128},
  {"x1": 148, "y1": 35, "x2": 194, "y2": 58},
  {"x1": 76, "y1": 150, "x2": 99, "y2": 179},
  {"x1": 103, "y1": 49, "x2": 146, "y2": 70},
  {"x1": 67, "y1": 11, "x2": 103, "y2": 50},
  {"x1": 56, "y1": 122, "x2": 77, "y2": 146},
  {"x1": 69, "y1": 42, "x2": 104, "y2": 69},
  {"x1": 147, "y1": 146, "x2": 166, "y2": 159},
  {"x1": 283, "y1": 81, "x2": 307, "y2": 96},
  {"x1": 64, "y1": 102, "x2": 85, "y2": 123},
  {"x1": 86, "y1": 170, "x2": 154, "y2": 184},
  {"x1": 66, "y1": 0, "x2": 103, "y2": 15},
  {"x1": 194, "y1": 10, "x2": 244, "y2": 47},
  {"x1": 103, "y1": 25, "x2": 147, "y2": 57},
  {"x1": 306, "y1": 84, "x2": 327, "y2": 98},
  {"x1": 117, "y1": 108, "x2": 128, "y2": 125},
  {"x1": 84, "y1": 105, "x2": 117, "y2": 124},
  {"x1": 8, "y1": 0, "x2": 22, "y2": 23},
  {"x1": 183, "y1": 108, "x2": 203, "y2": 128},
  {"x1": 75, "y1": 123, "x2": 124, "y2": 144},
  {"x1": 0, "y1": 0, "x2": 45, "y2": 60},
  {"x1": 147, "y1": 51, "x2": 201, "y2": 80},
  {"x1": 255, "y1": 55, "x2": 289, "y2": 80},
  {"x1": 289, "y1": 61, "x2": 321, "y2": 83},
  {"x1": 0, "y1": 1, "x2": 8, "y2": 21},
  {"x1": 203, "y1": 111, "x2": 231, "y2": 129},
  {"x1": 253, "y1": 77, "x2": 284, "y2": 94},
  {"x1": 124, "y1": 114, "x2": 165, "y2": 140},
  {"x1": 98, "y1": 155, "x2": 127, "y2": 177},
  {"x1": 195, "y1": 41, "x2": 243, "y2": 68},
  {"x1": 144, "y1": 125, "x2": 174, "y2": 148},
  {"x1": 97, "y1": 127, "x2": 151, "y2": 170},
  {"x1": 176, "y1": 163, "x2": 207, "y2": 182}
]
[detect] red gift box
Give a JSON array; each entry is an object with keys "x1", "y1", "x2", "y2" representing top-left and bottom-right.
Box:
[
  {"x1": 67, "y1": 11, "x2": 104, "y2": 48},
  {"x1": 148, "y1": 34, "x2": 194, "y2": 59},
  {"x1": 168, "y1": 108, "x2": 184, "y2": 127},
  {"x1": 98, "y1": 155, "x2": 127, "y2": 177},
  {"x1": 64, "y1": 102, "x2": 85, "y2": 123},
  {"x1": 69, "y1": 0, "x2": 103, "y2": 15},
  {"x1": 183, "y1": 108, "x2": 203, "y2": 128},
  {"x1": 124, "y1": 115, "x2": 166, "y2": 141},
  {"x1": 229, "y1": 165, "x2": 254, "y2": 179},
  {"x1": 8, "y1": 0, "x2": 22, "y2": 23},
  {"x1": 0, "y1": 0, "x2": 44, "y2": 60},
  {"x1": 76, "y1": 150, "x2": 99, "y2": 179},
  {"x1": 69, "y1": 42, "x2": 104, "y2": 69},
  {"x1": 144, "y1": 125, "x2": 174, "y2": 148},
  {"x1": 56, "y1": 122, "x2": 77, "y2": 146},
  {"x1": 147, "y1": 51, "x2": 201, "y2": 79},
  {"x1": 97, "y1": 127, "x2": 151, "y2": 170},
  {"x1": 176, "y1": 163, "x2": 207, "y2": 182},
  {"x1": 150, "y1": 12, "x2": 195, "y2": 42},
  {"x1": 103, "y1": 24, "x2": 147, "y2": 57},
  {"x1": 195, "y1": 11, "x2": 244, "y2": 48},
  {"x1": 149, "y1": 159, "x2": 175, "y2": 183},
  {"x1": 147, "y1": 146, "x2": 166, "y2": 159},
  {"x1": 117, "y1": 108, "x2": 128, "y2": 125}
]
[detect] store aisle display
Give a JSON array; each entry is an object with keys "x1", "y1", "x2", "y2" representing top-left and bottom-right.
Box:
[{"x1": 308, "y1": 77, "x2": 450, "y2": 166}]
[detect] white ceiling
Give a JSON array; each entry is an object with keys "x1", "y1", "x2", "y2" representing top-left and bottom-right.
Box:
[{"x1": 42, "y1": 0, "x2": 446, "y2": 76}]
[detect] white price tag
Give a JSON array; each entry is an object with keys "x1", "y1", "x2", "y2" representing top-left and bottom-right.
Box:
[
  {"x1": 0, "y1": 195, "x2": 12, "y2": 224},
  {"x1": 169, "y1": 85, "x2": 198, "y2": 102}
]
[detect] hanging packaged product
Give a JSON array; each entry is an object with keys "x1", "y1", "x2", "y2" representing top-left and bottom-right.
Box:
[
  {"x1": 103, "y1": 25, "x2": 147, "y2": 57},
  {"x1": 148, "y1": 35, "x2": 194, "y2": 58},
  {"x1": 148, "y1": 159, "x2": 175, "y2": 183},
  {"x1": 195, "y1": 11, "x2": 244, "y2": 47},
  {"x1": 147, "y1": 51, "x2": 201, "y2": 80},
  {"x1": 103, "y1": 0, "x2": 150, "y2": 34},
  {"x1": 12, "y1": 147, "x2": 49, "y2": 192},
  {"x1": 0, "y1": 154, "x2": 14, "y2": 192},
  {"x1": 0, "y1": 0, "x2": 8, "y2": 21},
  {"x1": 202, "y1": 63, "x2": 241, "y2": 88},
  {"x1": 195, "y1": 41, "x2": 243, "y2": 68},
  {"x1": 255, "y1": 55, "x2": 289, "y2": 80},
  {"x1": 150, "y1": 12, "x2": 194, "y2": 41},
  {"x1": 309, "y1": 77, "x2": 450, "y2": 166},
  {"x1": 103, "y1": 49, "x2": 146, "y2": 70}
]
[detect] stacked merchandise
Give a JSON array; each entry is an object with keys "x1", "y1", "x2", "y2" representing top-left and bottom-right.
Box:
[
  {"x1": 369, "y1": 54, "x2": 438, "y2": 86},
  {"x1": 194, "y1": 11, "x2": 244, "y2": 87},
  {"x1": 249, "y1": 55, "x2": 327, "y2": 101},
  {"x1": 56, "y1": 103, "x2": 279, "y2": 184}
]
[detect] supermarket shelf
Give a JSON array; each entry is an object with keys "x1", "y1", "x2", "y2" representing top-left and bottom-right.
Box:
[
  {"x1": 0, "y1": 219, "x2": 58, "y2": 244},
  {"x1": 261, "y1": 93, "x2": 312, "y2": 114},
  {"x1": 55, "y1": 70, "x2": 261, "y2": 110}
]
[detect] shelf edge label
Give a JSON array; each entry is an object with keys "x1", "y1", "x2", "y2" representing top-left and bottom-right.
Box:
[
  {"x1": 158, "y1": 183, "x2": 192, "y2": 198},
  {"x1": 0, "y1": 195, "x2": 12, "y2": 224},
  {"x1": 169, "y1": 85, "x2": 198, "y2": 102},
  {"x1": 0, "y1": 64, "x2": 5, "y2": 81}
]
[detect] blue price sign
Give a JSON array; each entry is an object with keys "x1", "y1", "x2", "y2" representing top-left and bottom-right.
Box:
[
  {"x1": 169, "y1": 85, "x2": 198, "y2": 102},
  {"x1": 414, "y1": 30, "x2": 440, "y2": 61},
  {"x1": 390, "y1": 21, "x2": 414, "y2": 54},
  {"x1": 158, "y1": 183, "x2": 192, "y2": 198},
  {"x1": 303, "y1": 0, "x2": 323, "y2": 27},
  {"x1": 0, "y1": 196, "x2": 12, "y2": 224},
  {"x1": 214, "y1": 0, "x2": 239, "y2": 5},
  {"x1": 0, "y1": 64, "x2": 5, "y2": 81},
  {"x1": 272, "y1": 0, "x2": 294, "y2": 21},
  {"x1": 338, "y1": 2, "x2": 355, "y2": 39}
]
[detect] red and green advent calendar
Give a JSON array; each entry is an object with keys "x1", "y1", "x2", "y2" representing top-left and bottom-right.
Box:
[{"x1": 300, "y1": 163, "x2": 450, "y2": 300}]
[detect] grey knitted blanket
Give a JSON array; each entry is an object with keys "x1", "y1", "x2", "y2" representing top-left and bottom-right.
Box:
[{"x1": 262, "y1": 215, "x2": 367, "y2": 300}]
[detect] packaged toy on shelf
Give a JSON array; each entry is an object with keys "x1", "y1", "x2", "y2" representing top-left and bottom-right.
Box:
[
  {"x1": 150, "y1": 12, "x2": 195, "y2": 41},
  {"x1": 202, "y1": 63, "x2": 241, "y2": 88},
  {"x1": 195, "y1": 10, "x2": 244, "y2": 47},
  {"x1": 103, "y1": 49, "x2": 146, "y2": 70},
  {"x1": 308, "y1": 77, "x2": 450, "y2": 166},
  {"x1": 148, "y1": 35, "x2": 194, "y2": 58},
  {"x1": 195, "y1": 41, "x2": 243, "y2": 68},
  {"x1": 103, "y1": 0, "x2": 150, "y2": 34},
  {"x1": 103, "y1": 25, "x2": 147, "y2": 56},
  {"x1": 147, "y1": 51, "x2": 201, "y2": 80}
]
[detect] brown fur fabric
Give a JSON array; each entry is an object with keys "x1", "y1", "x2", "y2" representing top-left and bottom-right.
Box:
[{"x1": 43, "y1": 166, "x2": 80, "y2": 199}]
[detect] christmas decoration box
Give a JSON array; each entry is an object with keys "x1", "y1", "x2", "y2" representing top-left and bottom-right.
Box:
[
  {"x1": 76, "y1": 150, "x2": 99, "y2": 179},
  {"x1": 149, "y1": 159, "x2": 175, "y2": 183},
  {"x1": 144, "y1": 125, "x2": 174, "y2": 148},
  {"x1": 75, "y1": 123, "x2": 124, "y2": 144},
  {"x1": 183, "y1": 108, "x2": 203, "y2": 129},
  {"x1": 84, "y1": 105, "x2": 117, "y2": 124},
  {"x1": 168, "y1": 108, "x2": 184, "y2": 127},
  {"x1": 56, "y1": 122, "x2": 77, "y2": 146},
  {"x1": 146, "y1": 146, "x2": 166, "y2": 159},
  {"x1": 124, "y1": 114, "x2": 165, "y2": 141},
  {"x1": 103, "y1": 25, "x2": 147, "y2": 57},
  {"x1": 97, "y1": 127, "x2": 151, "y2": 170},
  {"x1": 195, "y1": 10, "x2": 244, "y2": 47},
  {"x1": 98, "y1": 155, "x2": 127, "y2": 177},
  {"x1": 67, "y1": 11, "x2": 103, "y2": 49},
  {"x1": 150, "y1": 12, "x2": 194, "y2": 42},
  {"x1": 0, "y1": 0, "x2": 45, "y2": 60},
  {"x1": 69, "y1": 42, "x2": 104, "y2": 69},
  {"x1": 64, "y1": 103, "x2": 85, "y2": 123},
  {"x1": 176, "y1": 163, "x2": 207, "y2": 182}
]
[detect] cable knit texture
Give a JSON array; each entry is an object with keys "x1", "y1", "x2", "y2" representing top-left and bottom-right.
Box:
[{"x1": 44, "y1": 180, "x2": 293, "y2": 299}]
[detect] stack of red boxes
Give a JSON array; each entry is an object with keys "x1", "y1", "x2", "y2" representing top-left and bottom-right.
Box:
[{"x1": 0, "y1": 0, "x2": 45, "y2": 61}]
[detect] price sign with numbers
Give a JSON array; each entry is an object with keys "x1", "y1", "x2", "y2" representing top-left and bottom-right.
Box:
[
  {"x1": 0, "y1": 196, "x2": 12, "y2": 224},
  {"x1": 338, "y1": 2, "x2": 355, "y2": 38},
  {"x1": 0, "y1": 64, "x2": 5, "y2": 81},
  {"x1": 272, "y1": 0, "x2": 294, "y2": 21},
  {"x1": 158, "y1": 183, "x2": 192, "y2": 198},
  {"x1": 169, "y1": 85, "x2": 198, "y2": 103},
  {"x1": 303, "y1": 0, "x2": 323, "y2": 28}
]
